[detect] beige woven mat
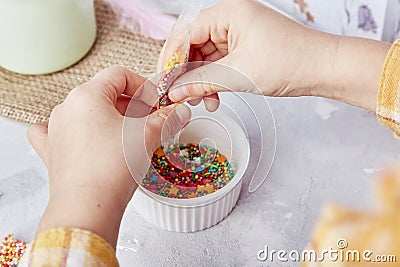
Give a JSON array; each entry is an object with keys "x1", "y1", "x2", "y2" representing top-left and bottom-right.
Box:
[{"x1": 0, "y1": 0, "x2": 164, "y2": 124}]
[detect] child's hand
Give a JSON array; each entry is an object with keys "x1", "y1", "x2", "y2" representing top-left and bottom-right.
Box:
[
  {"x1": 164, "y1": 0, "x2": 390, "y2": 111},
  {"x1": 162, "y1": 0, "x2": 328, "y2": 102},
  {"x1": 27, "y1": 66, "x2": 191, "y2": 248}
]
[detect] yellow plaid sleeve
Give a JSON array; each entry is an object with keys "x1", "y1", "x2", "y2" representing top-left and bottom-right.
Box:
[
  {"x1": 377, "y1": 39, "x2": 400, "y2": 138},
  {"x1": 18, "y1": 228, "x2": 119, "y2": 267}
]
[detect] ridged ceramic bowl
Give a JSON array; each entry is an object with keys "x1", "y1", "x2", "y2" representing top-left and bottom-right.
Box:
[{"x1": 132, "y1": 104, "x2": 250, "y2": 232}]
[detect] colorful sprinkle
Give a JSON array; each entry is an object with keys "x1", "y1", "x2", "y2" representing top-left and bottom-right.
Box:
[
  {"x1": 142, "y1": 143, "x2": 235, "y2": 199},
  {"x1": 157, "y1": 51, "x2": 188, "y2": 108},
  {"x1": 0, "y1": 234, "x2": 27, "y2": 266}
]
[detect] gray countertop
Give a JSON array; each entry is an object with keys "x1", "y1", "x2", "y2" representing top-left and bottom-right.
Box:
[{"x1": 1, "y1": 95, "x2": 399, "y2": 266}]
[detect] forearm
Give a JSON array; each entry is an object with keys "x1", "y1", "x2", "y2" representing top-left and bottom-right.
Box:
[
  {"x1": 36, "y1": 184, "x2": 136, "y2": 249},
  {"x1": 311, "y1": 34, "x2": 391, "y2": 111}
]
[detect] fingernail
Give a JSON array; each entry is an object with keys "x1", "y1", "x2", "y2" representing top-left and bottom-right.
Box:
[
  {"x1": 169, "y1": 87, "x2": 188, "y2": 102},
  {"x1": 175, "y1": 104, "x2": 191, "y2": 124}
]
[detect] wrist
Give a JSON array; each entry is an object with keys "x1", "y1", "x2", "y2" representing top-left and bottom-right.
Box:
[
  {"x1": 37, "y1": 184, "x2": 136, "y2": 248},
  {"x1": 292, "y1": 30, "x2": 341, "y2": 98},
  {"x1": 307, "y1": 34, "x2": 391, "y2": 111}
]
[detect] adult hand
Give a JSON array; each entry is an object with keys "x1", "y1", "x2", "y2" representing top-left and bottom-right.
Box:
[{"x1": 27, "y1": 66, "x2": 191, "y2": 248}]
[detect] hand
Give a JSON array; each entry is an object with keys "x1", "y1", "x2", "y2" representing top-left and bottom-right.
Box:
[
  {"x1": 164, "y1": 0, "x2": 390, "y2": 111},
  {"x1": 26, "y1": 66, "x2": 191, "y2": 248},
  {"x1": 162, "y1": 0, "x2": 323, "y2": 100}
]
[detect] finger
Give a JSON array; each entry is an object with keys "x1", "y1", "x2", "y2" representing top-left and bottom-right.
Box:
[
  {"x1": 116, "y1": 95, "x2": 155, "y2": 117},
  {"x1": 191, "y1": 43, "x2": 208, "y2": 49},
  {"x1": 90, "y1": 66, "x2": 148, "y2": 104},
  {"x1": 158, "y1": 4, "x2": 224, "y2": 70},
  {"x1": 145, "y1": 104, "x2": 192, "y2": 154},
  {"x1": 26, "y1": 121, "x2": 49, "y2": 164},
  {"x1": 116, "y1": 95, "x2": 132, "y2": 115},
  {"x1": 203, "y1": 93, "x2": 220, "y2": 112},
  {"x1": 168, "y1": 56, "x2": 254, "y2": 102},
  {"x1": 187, "y1": 60, "x2": 206, "y2": 71},
  {"x1": 123, "y1": 104, "x2": 191, "y2": 182},
  {"x1": 188, "y1": 98, "x2": 202, "y2": 106},
  {"x1": 204, "y1": 50, "x2": 225, "y2": 62},
  {"x1": 190, "y1": 7, "x2": 226, "y2": 46},
  {"x1": 117, "y1": 95, "x2": 157, "y2": 118},
  {"x1": 130, "y1": 78, "x2": 158, "y2": 107},
  {"x1": 200, "y1": 40, "x2": 217, "y2": 56}
]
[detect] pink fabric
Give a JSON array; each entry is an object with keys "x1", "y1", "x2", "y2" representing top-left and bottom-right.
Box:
[{"x1": 106, "y1": 0, "x2": 176, "y2": 40}]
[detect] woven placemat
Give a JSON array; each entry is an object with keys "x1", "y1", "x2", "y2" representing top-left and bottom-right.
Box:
[{"x1": 0, "y1": 0, "x2": 164, "y2": 124}]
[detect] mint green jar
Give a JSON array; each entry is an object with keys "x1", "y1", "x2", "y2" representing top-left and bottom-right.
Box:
[{"x1": 0, "y1": 0, "x2": 96, "y2": 75}]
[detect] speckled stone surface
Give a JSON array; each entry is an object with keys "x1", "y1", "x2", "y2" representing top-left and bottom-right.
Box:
[{"x1": 0, "y1": 95, "x2": 399, "y2": 266}]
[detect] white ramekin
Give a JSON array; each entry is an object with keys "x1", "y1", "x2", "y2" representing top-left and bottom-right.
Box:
[{"x1": 131, "y1": 105, "x2": 250, "y2": 232}]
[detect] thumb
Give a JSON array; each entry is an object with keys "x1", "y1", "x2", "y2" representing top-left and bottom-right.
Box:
[
  {"x1": 168, "y1": 56, "x2": 253, "y2": 102},
  {"x1": 123, "y1": 104, "x2": 191, "y2": 183},
  {"x1": 145, "y1": 104, "x2": 192, "y2": 153}
]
